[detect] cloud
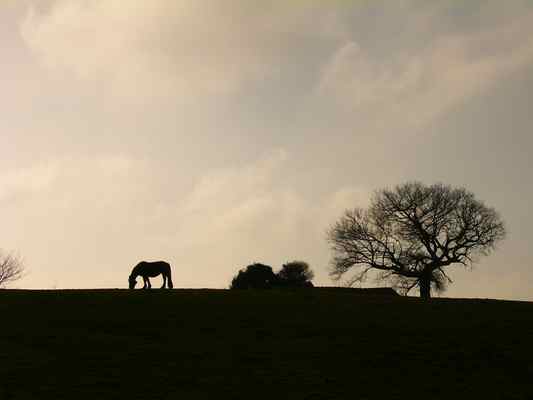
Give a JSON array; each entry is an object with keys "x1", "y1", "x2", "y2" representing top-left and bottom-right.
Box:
[
  {"x1": 163, "y1": 149, "x2": 370, "y2": 287},
  {"x1": 127, "y1": 148, "x2": 364, "y2": 281},
  {"x1": 0, "y1": 150, "x2": 369, "y2": 288},
  {"x1": 10, "y1": 1, "x2": 532, "y2": 297},
  {"x1": 0, "y1": 154, "x2": 147, "y2": 221},
  {"x1": 317, "y1": 9, "x2": 533, "y2": 130},
  {"x1": 0, "y1": 162, "x2": 58, "y2": 205},
  {"x1": 19, "y1": 0, "x2": 345, "y2": 102},
  {"x1": 20, "y1": 0, "x2": 533, "y2": 127}
]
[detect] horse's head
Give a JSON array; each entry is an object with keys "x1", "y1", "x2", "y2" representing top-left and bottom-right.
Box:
[{"x1": 128, "y1": 274, "x2": 137, "y2": 289}]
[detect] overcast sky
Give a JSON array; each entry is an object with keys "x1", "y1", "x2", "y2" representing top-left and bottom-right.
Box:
[{"x1": 1, "y1": 1, "x2": 532, "y2": 299}]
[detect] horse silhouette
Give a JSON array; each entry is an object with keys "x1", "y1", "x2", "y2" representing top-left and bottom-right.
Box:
[{"x1": 129, "y1": 261, "x2": 173, "y2": 289}]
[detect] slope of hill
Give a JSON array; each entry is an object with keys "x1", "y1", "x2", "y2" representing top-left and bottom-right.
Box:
[{"x1": 1, "y1": 288, "x2": 532, "y2": 399}]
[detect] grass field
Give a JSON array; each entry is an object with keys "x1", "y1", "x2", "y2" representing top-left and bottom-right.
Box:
[{"x1": 1, "y1": 288, "x2": 532, "y2": 400}]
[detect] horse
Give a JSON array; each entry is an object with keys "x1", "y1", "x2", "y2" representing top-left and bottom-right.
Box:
[{"x1": 129, "y1": 261, "x2": 173, "y2": 289}]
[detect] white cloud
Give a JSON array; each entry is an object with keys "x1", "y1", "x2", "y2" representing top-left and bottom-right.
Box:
[
  {"x1": 19, "y1": 0, "x2": 344, "y2": 101},
  {"x1": 318, "y1": 10, "x2": 533, "y2": 130},
  {"x1": 162, "y1": 149, "x2": 370, "y2": 287},
  {"x1": 318, "y1": 41, "x2": 423, "y2": 109},
  {"x1": 8, "y1": 1, "x2": 533, "y2": 298},
  {"x1": 21, "y1": 0, "x2": 533, "y2": 126},
  {"x1": 0, "y1": 150, "x2": 369, "y2": 288},
  {"x1": 0, "y1": 162, "x2": 58, "y2": 204}
]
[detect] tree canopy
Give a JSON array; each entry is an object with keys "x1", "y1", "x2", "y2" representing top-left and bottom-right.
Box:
[
  {"x1": 277, "y1": 261, "x2": 314, "y2": 288},
  {"x1": 328, "y1": 182, "x2": 506, "y2": 299},
  {"x1": 230, "y1": 263, "x2": 277, "y2": 289},
  {"x1": 230, "y1": 261, "x2": 315, "y2": 289}
]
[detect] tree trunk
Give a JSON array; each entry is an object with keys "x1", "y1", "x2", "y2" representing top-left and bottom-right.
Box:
[{"x1": 419, "y1": 276, "x2": 431, "y2": 300}]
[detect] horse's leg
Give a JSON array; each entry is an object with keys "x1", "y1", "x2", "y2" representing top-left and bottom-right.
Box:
[
  {"x1": 142, "y1": 276, "x2": 148, "y2": 289},
  {"x1": 146, "y1": 277, "x2": 151, "y2": 289},
  {"x1": 161, "y1": 273, "x2": 167, "y2": 289}
]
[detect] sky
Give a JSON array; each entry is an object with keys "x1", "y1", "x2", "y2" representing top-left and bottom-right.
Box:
[{"x1": 1, "y1": 0, "x2": 533, "y2": 300}]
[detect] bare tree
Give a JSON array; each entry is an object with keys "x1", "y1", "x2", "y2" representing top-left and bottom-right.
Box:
[
  {"x1": 328, "y1": 182, "x2": 506, "y2": 299},
  {"x1": 0, "y1": 251, "x2": 24, "y2": 288}
]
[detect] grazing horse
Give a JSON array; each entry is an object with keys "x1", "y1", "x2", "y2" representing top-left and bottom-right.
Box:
[{"x1": 129, "y1": 261, "x2": 173, "y2": 289}]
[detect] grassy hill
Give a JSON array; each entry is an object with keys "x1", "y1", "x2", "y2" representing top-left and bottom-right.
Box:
[{"x1": 1, "y1": 288, "x2": 532, "y2": 400}]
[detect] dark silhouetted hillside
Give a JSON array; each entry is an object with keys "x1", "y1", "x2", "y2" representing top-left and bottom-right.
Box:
[{"x1": 1, "y1": 288, "x2": 532, "y2": 400}]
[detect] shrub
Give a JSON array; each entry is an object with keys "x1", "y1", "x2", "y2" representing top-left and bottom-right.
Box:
[{"x1": 230, "y1": 263, "x2": 277, "y2": 289}]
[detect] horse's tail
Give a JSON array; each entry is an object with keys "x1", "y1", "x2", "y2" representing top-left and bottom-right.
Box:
[{"x1": 167, "y1": 264, "x2": 173, "y2": 289}]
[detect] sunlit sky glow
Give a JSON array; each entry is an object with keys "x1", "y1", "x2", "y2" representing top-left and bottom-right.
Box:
[{"x1": 1, "y1": 1, "x2": 533, "y2": 300}]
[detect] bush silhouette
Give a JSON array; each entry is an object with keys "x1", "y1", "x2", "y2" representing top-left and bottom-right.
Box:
[
  {"x1": 230, "y1": 261, "x2": 315, "y2": 289},
  {"x1": 276, "y1": 261, "x2": 314, "y2": 288},
  {"x1": 230, "y1": 263, "x2": 277, "y2": 289}
]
